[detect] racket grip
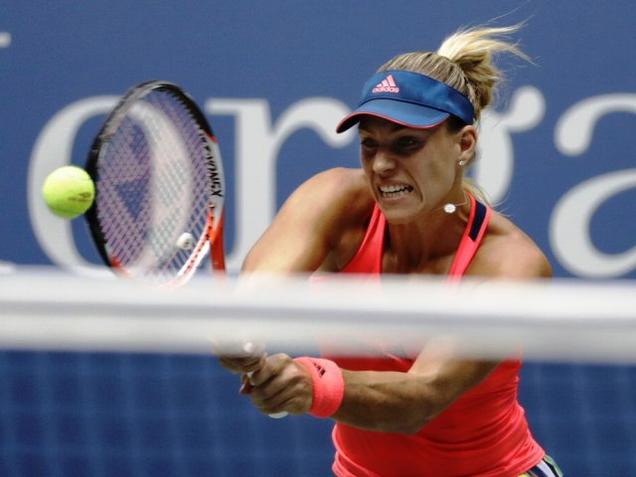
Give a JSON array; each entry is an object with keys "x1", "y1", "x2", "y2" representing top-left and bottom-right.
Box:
[{"x1": 246, "y1": 370, "x2": 289, "y2": 419}]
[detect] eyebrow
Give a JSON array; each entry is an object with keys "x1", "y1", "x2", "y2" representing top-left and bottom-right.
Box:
[{"x1": 359, "y1": 123, "x2": 407, "y2": 133}]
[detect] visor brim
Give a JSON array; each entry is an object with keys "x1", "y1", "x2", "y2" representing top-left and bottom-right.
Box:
[{"x1": 336, "y1": 99, "x2": 450, "y2": 133}]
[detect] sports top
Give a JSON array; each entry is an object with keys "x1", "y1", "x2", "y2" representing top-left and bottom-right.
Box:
[{"x1": 329, "y1": 194, "x2": 544, "y2": 477}]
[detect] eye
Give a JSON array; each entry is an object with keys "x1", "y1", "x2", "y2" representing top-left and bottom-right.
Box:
[
  {"x1": 392, "y1": 136, "x2": 422, "y2": 154},
  {"x1": 397, "y1": 136, "x2": 420, "y2": 147},
  {"x1": 360, "y1": 138, "x2": 378, "y2": 151}
]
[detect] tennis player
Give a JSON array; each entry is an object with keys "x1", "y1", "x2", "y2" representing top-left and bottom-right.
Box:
[{"x1": 219, "y1": 25, "x2": 563, "y2": 477}]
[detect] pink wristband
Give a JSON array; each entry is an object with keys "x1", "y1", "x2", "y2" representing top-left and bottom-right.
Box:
[{"x1": 294, "y1": 357, "x2": 344, "y2": 418}]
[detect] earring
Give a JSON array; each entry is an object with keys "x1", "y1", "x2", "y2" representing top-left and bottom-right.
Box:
[{"x1": 458, "y1": 160, "x2": 467, "y2": 167}]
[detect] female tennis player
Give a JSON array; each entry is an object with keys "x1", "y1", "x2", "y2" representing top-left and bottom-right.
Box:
[{"x1": 219, "y1": 25, "x2": 563, "y2": 477}]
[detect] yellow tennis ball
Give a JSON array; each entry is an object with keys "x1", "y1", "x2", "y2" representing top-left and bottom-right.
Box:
[{"x1": 42, "y1": 166, "x2": 95, "y2": 219}]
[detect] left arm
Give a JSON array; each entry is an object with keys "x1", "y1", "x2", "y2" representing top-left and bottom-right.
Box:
[
  {"x1": 245, "y1": 342, "x2": 498, "y2": 433},
  {"x1": 333, "y1": 346, "x2": 499, "y2": 433}
]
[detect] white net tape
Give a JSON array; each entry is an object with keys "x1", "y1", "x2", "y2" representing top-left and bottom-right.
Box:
[{"x1": 1, "y1": 267, "x2": 635, "y2": 362}]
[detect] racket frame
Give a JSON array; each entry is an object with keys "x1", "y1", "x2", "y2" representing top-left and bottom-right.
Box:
[{"x1": 84, "y1": 80, "x2": 225, "y2": 283}]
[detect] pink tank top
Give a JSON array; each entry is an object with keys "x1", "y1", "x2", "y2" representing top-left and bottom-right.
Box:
[{"x1": 329, "y1": 194, "x2": 544, "y2": 477}]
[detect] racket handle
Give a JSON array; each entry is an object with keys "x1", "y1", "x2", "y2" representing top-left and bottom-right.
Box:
[
  {"x1": 243, "y1": 342, "x2": 288, "y2": 418},
  {"x1": 246, "y1": 370, "x2": 289, "y2": 419}
]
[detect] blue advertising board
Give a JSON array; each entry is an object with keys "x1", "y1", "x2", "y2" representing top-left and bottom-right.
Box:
[
  {"x1": 2, "y1": 1, "x2": 635, "y2": 278},
  {"x1": 1, "y1": 2, "x2": 636, "y2": 476}
]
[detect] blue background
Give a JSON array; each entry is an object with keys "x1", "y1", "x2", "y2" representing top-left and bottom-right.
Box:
[{"x1": 2, "y1": 1, "x2": 636, "y2": 475}]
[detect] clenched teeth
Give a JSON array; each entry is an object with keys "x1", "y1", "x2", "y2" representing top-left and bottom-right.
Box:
[{"x1": 378, "y1": 184, "x2": 413, "y2": 197}]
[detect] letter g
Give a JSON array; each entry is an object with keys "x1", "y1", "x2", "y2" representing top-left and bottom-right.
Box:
[{"x1": 551, "y1": 94, "x2": 636, "y2": 277}]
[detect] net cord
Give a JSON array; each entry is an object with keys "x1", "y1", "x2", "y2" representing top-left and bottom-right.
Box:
[{"x1": 1, "y1": 269, "x2": 635, "y2": 362}]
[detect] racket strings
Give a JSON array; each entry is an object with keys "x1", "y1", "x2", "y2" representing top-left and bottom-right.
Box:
[
  {"x1": 151, "y1": 94, "x2": 211, "y2": 275},
  {"x1": 95, "y1": 88, "x2": 213, "y2": 283},
  {"x1": 98, "y1": 132, "x2": 152, "y2": 264},
  {"x1": 142, "y1": 92, "x2": 210, "y2": 278}
]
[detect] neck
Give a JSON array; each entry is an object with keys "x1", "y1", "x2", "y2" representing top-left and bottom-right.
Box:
[{"x1": 383, "y1": 185, "x2": 470, "y2": 274}]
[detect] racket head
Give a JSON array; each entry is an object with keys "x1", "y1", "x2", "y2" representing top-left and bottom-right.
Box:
[{"x1": 85, "y1": 80, "x2": 225, "y2": 286}]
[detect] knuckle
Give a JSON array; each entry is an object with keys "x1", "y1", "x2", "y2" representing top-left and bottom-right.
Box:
[
  {"x1": 269, "y1": 353, "x2": 291, "y2": 367},
  {"x1": 251, "y1": 391, "x2": 266, "y2": 406}
]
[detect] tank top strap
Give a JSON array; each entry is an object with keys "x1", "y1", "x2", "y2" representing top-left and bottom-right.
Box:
[{"x1": 447, "y1": 193, "x2": 492, "y2": 281}]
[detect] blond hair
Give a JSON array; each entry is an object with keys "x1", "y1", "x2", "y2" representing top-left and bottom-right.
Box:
[
  {"x1": 377, "y1": 24, "x2": 529, "y2": 204},
  {"x1": 378, "y1": 24, "x2": 528, "y2": 122}
]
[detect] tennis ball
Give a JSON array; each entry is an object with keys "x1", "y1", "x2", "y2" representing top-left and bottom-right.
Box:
[{"x1": 42, "y1": 166, "x2": 95, "y2": 219}]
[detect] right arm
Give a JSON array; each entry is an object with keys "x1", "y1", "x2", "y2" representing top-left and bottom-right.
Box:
[
  {"x1": 218, "y1": 167, "x2": 371, "y2": 376},
  {"x1": 242, "y1": 167, "x2": 372, "y2": 273}
]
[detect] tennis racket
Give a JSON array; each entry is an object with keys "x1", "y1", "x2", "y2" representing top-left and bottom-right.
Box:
[
  {"x1": 84, "y1": 80, "x2": 286, "y2": 417},
  {"x1": 85, "y1": 80, "x2": 224, "y2": 286}
]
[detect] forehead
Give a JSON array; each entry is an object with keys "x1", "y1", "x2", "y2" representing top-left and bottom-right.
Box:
[{"x1": 358, "y1": 116, "x2": 441, "y2": 135}]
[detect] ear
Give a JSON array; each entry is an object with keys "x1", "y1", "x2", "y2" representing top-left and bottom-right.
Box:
[{"x1": 456, "y1": 125, "x2": 477, "y2": 165}]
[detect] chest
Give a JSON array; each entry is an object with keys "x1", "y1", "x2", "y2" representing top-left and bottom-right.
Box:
[{"x1": 381, "y1": 252, "x2": 456, "y2": 275}]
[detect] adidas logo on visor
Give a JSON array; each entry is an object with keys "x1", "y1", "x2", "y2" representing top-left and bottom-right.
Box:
[{"x1": 372, "y1": 74, "x2": 400, "y2": 94}]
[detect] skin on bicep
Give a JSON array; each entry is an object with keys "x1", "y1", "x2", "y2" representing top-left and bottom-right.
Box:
[
  {"x1": 408, "y1": 339, "x2": 501, "y2": 419},
  {"x1": 242, "y1": 168, "x2": 372, "y2": 273}
]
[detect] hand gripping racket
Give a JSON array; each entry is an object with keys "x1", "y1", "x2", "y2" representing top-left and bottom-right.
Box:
[{"x1": 85, "y1": 80, "x2": 286, "y2": 417}]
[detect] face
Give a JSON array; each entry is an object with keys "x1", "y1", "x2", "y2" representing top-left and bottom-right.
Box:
[{"x1": 358, "y1": 116, "x2": 472, "y2": 223}]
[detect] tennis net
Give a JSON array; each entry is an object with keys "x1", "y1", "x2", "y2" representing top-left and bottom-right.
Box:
[{"x1": 1, "y1": 267, "x2": 635, "y2": 476}]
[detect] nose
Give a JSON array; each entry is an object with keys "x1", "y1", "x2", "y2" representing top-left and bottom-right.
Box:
[{"x1": 371, "y1": 150, "x2": 396, "y2": 176}]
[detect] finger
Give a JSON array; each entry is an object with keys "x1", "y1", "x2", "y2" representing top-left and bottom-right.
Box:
[
  {"x1": 247, "y1": 364, "x2": 273, "y2": 387},
  {"x1": 250, "y1": 358, "x2": 312, "y2": 413},
  {"x1": 218, "y1": 353, "x2": 262, "y2": 365},
  {"x1": 247, "y1": 353, "x2": 289, "y2": 387},
  {"x1": 218, "y1": 355, "x2": 266, "y2": 374},
  {"x1": 218, "y1": 357, "x2": 243, "y2": 374},
  {"x1": 241, "y1": 355, "x2": 267, "y2": 374},
  {"x1": 250, "y1": 366, "x2": 290, "y2": 399},
  {"x1": 249, "y1": 365, "x2": 288, "y2": 404},
  {"x1": 246, "y1": 374, "x2": 291, "y2": 418},
  {"x1": 239, "y1": 374, "x2": 254, "y2": 395},
  {"x1": 255, "y1": 390, "x2": 308, "y2": 416}
]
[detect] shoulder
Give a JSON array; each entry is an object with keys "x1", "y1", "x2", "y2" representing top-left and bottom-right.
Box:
[
  {"x1": 468, "y1": 211, "x2": 552, "y2": 279},
  {"x1": 288, "y1": 167, "x2": 369, "y2": 205},
  {"x1": 242, "y1": 168, "x2": 374, "y2": 272},
  {"x1": 282, "y1": 167, "x2": 373, "y2": 230}
]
